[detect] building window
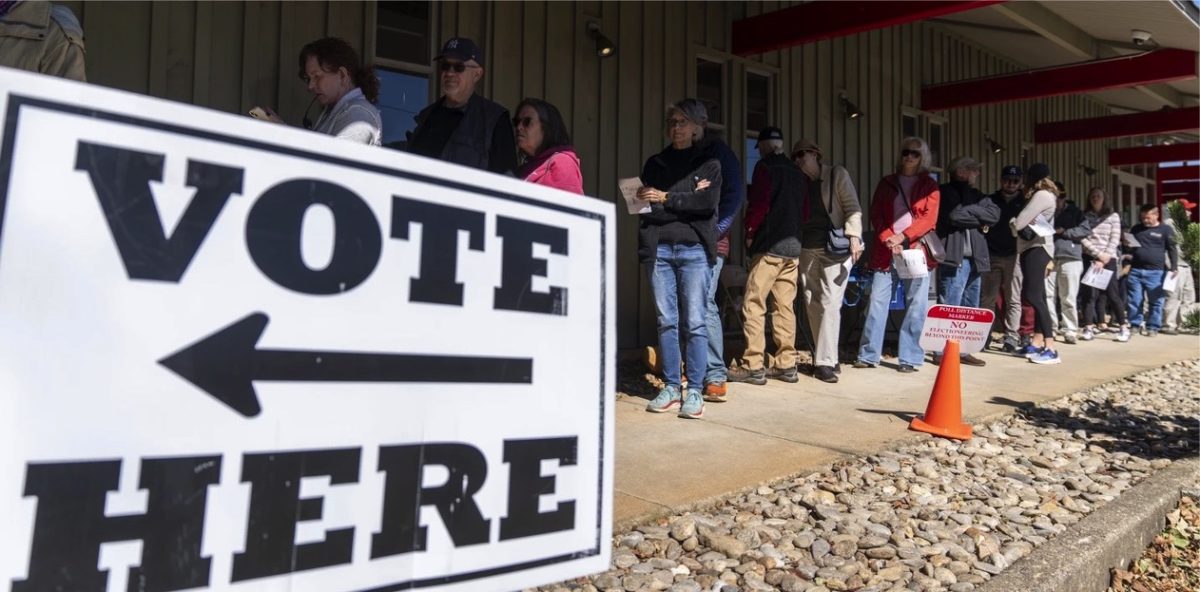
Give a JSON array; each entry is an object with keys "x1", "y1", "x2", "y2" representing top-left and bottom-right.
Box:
[
  {"x1": 901, "y1": 112, "x2": 918, "y2": 140},
  {"x1": 375, "y1": 1, "x2": 432, "y2": 148},
  {"x1": 696, "y1": 57, "x2": 725, "y2": 128},
  {"x1": 744, "y1": 70, "x2": 773, "y2": 176}
]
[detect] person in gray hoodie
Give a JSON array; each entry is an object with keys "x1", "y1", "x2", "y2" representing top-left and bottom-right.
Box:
[{"x1": 1047, "y1": 185, "x2": 1090, "y2": 343}]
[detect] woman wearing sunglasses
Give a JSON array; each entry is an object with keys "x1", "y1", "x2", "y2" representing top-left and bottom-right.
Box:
[
  {"x1": 853, "y1": 137, "x2": 941, "y2": 373},
  {"x1": 254, "y1": 37, "x2": 382, "y2": 146},
  {"x1": 513, "y1": 98, "x2": 583, "y2": 194}
]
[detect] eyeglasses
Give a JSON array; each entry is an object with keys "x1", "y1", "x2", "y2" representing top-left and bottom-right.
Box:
[
  {"x1": 792, "y1": 150, "x2": 812, "y2": 159},
  {"x1": 512, "y1": 116, "x2": 535, "y2": 128},
  {"x1": 439, "y1": 61, "x2": 477, "y2": 73},
  {"x1": 666, "y1": 118, "x2": 691, "y2": 128},
  {"x1": 900, "y1": 149, "x2": 921, "y2": 159}
]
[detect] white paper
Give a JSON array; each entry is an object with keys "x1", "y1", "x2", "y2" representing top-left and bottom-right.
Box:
[
  {"x1": 1081, "y1": 266, "x2": 1114, "y2": 290},
  {"x1": 1164, "y1": 271, "x2": 1179, "y2": 293},
  {"x1": 1029, "y1": 216, "x2": 1056, "y2": 237},
  {"x1": 619, "y1": 177, "x2": 651, "y2": 214},
  {"x1": 893, "y1": 248, "x2": 929, "y2": 279}
]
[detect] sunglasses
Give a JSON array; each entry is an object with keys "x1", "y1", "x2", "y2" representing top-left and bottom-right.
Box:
[
  {"x1": 666, "y1": 118, "x2": 691, "y2": 128},
  {"x1": 439, "y1": 61, "x2": 475, "y2": 73},
  {"x1": 900, "y1": 149, "x2": 922, "y2": 159},
  {"x1": 512, "y1": 116, "x2": 535, "y2": 128},
  {"x1": 792, "y1": 150, "x2": 812, "y2": 159}
]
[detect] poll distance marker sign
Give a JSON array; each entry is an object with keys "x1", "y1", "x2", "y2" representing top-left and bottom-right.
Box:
[{"x1": 0, "y1": 66, "x2": 614, "y2": 592}]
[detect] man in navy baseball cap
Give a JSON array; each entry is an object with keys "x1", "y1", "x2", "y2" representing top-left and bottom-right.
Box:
[
  {"x1": 406, "y1": 36, "x2": 517, "y2": 174},
  {"x1": 982, "y1": 164, "x2": 1027, "y2": 352}
]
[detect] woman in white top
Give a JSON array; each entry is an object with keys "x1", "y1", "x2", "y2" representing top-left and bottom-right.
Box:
[
  {"x1": 1010, "y1": 163, "x2": 1060, "y2": 364},
  {"x1": 257, "y1": 37, "x2": 382, "y2": 146}
]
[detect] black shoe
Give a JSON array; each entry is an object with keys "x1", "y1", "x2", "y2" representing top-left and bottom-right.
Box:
[
  {"x1": 833, "y1": 363, "x2": 842, "y2": 374},
  {"x1": 898, "y1": 364, "x2": 918, "y2": 373},
  {"x1": 961, "y1": 354, "x2": 987, "y2": 367},
  {"x1": 1161, "y1": 328, "x2": 1178, "y2": 335},
  {"x1": 852, "y1": 360, "x2": 876, "y2": 369},
  {"x1": 813, "y1": 366, "x2": 839, "y2": 383},
  {"x1": 767, "y1": 366, "x2": 799, "y2": 383},
  {"x1": 728, "y1": 365, "x2": 767, "y2": 385}
]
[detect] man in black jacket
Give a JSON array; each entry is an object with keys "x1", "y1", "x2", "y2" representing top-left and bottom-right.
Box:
[
  {"x1": 935, "y1": 156, "x2": 1000, "y2": 366},
  {"x1": 1125, "y1": 204, "x2": 1178, "y2": 336},
  {"x1": 407, "y1": 37, "x2": 517, "y2": 175},
  {"x1": 728, "y1": 127, "x2": 804, "y2": 386},
  {"x1": 980, "y1": 165, "x2": 1025, "y2": 351}
]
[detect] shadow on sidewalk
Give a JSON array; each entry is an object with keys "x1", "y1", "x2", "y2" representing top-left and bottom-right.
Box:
[{"x1": 1013, "y1": 398, "x2": 1197, "y2": 461}]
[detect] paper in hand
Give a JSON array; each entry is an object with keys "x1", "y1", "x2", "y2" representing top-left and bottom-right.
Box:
[
  {"x1": 1164, "y1": 271, "x2": 1179, "y2": 293},
  {"x1": 619, "y1": 177, "x2": 651, "y2": 214}
]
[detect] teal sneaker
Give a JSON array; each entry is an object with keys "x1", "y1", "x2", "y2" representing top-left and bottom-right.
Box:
[
  {"x1": 678, "y1": 388, "x2": 705, "y2": 419},
  {"x1": 646, "y1": 386, "x2": 682, "y2": 413}
]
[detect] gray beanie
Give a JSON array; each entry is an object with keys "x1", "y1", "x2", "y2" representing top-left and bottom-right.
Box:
[{"x1": 672, "y1": 98, "x2": 708, "y2": 126}]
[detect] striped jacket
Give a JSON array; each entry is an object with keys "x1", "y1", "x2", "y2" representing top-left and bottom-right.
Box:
[{"x1": 1081, "y1": 211, "x2": 1121, "y2": 260}]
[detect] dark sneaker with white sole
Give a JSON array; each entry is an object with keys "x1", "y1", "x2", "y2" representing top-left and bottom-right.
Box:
[{"x1": 728, "y1": 365, "x2": 767, "y2": 385}]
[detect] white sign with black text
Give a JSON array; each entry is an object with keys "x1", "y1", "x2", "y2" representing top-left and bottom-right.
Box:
[{"x1": 0, "y1": 66, "x2": 614, "y2": 592}]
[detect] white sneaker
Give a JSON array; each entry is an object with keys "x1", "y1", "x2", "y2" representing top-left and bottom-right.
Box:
[
  {"x1": 1116, "y1": 328, "x2": 1131, "y2": 343},
  {"x1": 1080, "y1": 328, "x2": 1095, "y2": 341}
]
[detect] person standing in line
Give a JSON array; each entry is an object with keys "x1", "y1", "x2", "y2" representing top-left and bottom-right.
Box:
[
  {"x1": 1048, "y1": 185, "x2": 1090, "y2": 344},
  {"x1": 407, "y1": 37, "x2": 517, "y2": 174},
  {"x1": 980, "y1": 166, "x2": 1025, "y2": 352},
  {"x1": 691, "y1": 102, "x2": 744, "y2": 404},
  {"x1": 1125, "y1": 204, "x2": 1178, "y2": 337},
  {"x1": 793, "y1": 139, "x2": 864, "y2": 384},
  {"x1": 727, "y1": 127, "x2": 803, "y2": 386},
  {"x1": 638, "y1": 102, "x2": 722, "y2": 419},
  {"x1": 1079, "y1": 188, "x2": 1129, "y2": 342},
  {"x1": 257, "y1": 37, "x2": 383, "y2": 145},
  {"x1": 1161, "y1": 199, "x2": 1196, "y2": 335},
  {"x1": 513, "y1": 98, "x2": 583, "y2": 194},
  {"x1": 1010, "y1": 164, "x2": 1060, "y2": 364},
  {"x1": 933, "y1": 156, "x2": 999, "y2": 367},
  {"x1": 853, "y1": 137, "x2": 940, "y2": 374},
  {"x1": 0, "y1": 1, "x2": 86, "y2": 81}
]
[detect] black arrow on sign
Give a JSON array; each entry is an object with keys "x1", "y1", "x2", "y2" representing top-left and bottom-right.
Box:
[{"x1": 158, "y1": 312, "x2": 533, "y2": 418}]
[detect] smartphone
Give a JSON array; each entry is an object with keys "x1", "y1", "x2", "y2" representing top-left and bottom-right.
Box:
[{"x1": 248, "y1": 107, "x2": 268, "y2": 119}]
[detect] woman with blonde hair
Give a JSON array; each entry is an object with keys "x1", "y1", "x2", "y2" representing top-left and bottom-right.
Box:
[
  {"x1": 1079, "y1": 187, "x2": 1129, "y2": 341},
  {"x1": 853, "y1": 137, "x2": 940, "y2": 373},
  {"x1": 1010, "y1": 163, "x2": 1060, "y2": 364}
]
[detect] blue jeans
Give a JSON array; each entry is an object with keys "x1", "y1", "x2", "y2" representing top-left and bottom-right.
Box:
[
  {"x1": 937, "y1": 258, "x2": 981, "y2": 308},
  {"x1": 649, "y1": 243, "x2": 709, "y2": 389},
  {"x1": 704, "y1": 256, "x2": 727, "y2": 385},
  {"x1": 857, "y1": 268, "x2": 931, "y2": 367},
  {"x1": 1126, "y1": 268, "x2": 1166, "y2": 330}
]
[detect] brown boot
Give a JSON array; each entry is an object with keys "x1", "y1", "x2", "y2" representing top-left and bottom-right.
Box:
[{"x1": 703, "y1": 382, "x2": 728, "y2": 402}]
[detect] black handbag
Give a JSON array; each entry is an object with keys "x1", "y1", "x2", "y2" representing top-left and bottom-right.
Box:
[{"x1": 823, "y1": 167, "x2": 852, "y2": 257}]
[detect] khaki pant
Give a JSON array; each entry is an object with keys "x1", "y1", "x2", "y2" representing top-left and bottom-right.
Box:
[
  {"x1": 741, "y1": 254, "x2": 799, "y2": 370},
  {"x1": 980, "y1": 254, "x2": 1021, "y2": 340},
  {"x1": 1164, "y1": 263, "x2": 1196, "y2": 330},
  {"x1": 798, "y1": 248, "x2": 852, "y2": 368}
]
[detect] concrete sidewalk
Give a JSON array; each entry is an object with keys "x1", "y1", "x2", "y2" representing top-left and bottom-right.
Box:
[{"x1": 612, "y1": 332, "x2": 1200, "y2": 527}]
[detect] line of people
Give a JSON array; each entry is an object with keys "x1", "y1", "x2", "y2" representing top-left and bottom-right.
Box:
[{"x1": 254, "y1": 36, "x2": 584, "y2": 194}]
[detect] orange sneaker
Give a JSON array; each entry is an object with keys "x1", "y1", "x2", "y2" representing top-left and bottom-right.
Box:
[{"x1": 703, "y1": 382, "x2": 728, "y2": 402}]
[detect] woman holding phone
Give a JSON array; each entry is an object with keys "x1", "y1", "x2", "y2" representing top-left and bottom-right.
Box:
[{"x1": 253, "y1": 37, "x2": 382, "y2": 146}]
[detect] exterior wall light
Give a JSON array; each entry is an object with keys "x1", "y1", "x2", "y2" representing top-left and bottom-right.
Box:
[
  {"x1": 839, "y1": 93, "x2": 862, "y2": 119},
  {"x1": 587, "y1": 22, "x2": 616, "y2": 58},
  {"x1": 984, "y1": 133, "x2": 1004, "y2": 154}
]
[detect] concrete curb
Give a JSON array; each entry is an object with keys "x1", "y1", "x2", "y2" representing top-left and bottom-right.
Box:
[{"x1": 980, "y1": 457, "x2": 1199, "y2": 592}]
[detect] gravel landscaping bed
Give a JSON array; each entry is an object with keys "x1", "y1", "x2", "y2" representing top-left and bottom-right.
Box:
[{"x1": 540, "y1": 359, "x2": 1199, "y2": 592}]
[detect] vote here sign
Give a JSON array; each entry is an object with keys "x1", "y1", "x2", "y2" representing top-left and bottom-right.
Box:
[{"x1": 0, "y1": 66, "x2": 614, "y2": 592}]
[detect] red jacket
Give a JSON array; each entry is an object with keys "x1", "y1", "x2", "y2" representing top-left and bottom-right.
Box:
[
  {"x1": 867, "y1": 173, "x2": 940, "y2": 271},
  {"x1": 518, "y1": 146, "x2": 584, "y2": 194}
]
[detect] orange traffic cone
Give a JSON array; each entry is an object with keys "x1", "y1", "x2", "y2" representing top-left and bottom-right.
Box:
[{"x1": 909, "y1": 339, "x2": 973, "y2": 440}]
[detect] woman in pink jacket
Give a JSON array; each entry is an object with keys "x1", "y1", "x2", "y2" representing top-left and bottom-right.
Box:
[{"x1": 514, "y1": 98, "x2": 584, "y2": 194}]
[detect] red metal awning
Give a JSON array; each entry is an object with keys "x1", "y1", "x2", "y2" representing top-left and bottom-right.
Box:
[
  {"x1": 923, "y1": 49, "x2": 1198, "y2": 111},
  {"x1": 1035, "y1": 107, "x2": 1200, "y2": 144},
  {"x1": 731, "y1": 0, "x2": 1002, "y2": 57},
  {"x1": 1109, "y1": 143, "x2": 1200, "y2": 167},
  {"x1": 1157, "y1": 165, "x2": 1200, "y2": 182}
]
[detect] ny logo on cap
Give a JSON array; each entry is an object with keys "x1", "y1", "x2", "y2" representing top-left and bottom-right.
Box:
[{"x1": 448, "y1": 39, "x2": 459, "y2": 49}]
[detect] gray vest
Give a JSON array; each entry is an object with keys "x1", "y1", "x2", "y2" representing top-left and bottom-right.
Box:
[{"x1": 414, "y1": 93, "x2": 508, "y2": 170}]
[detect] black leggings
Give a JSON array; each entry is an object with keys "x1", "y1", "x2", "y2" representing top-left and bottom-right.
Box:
[
  {"x1": 1081, "y1": 258, "x2": 1126, "y2": 327},
  {"x1": 1020, "y1": 248, "x2": 1054, "y2": 337}
]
